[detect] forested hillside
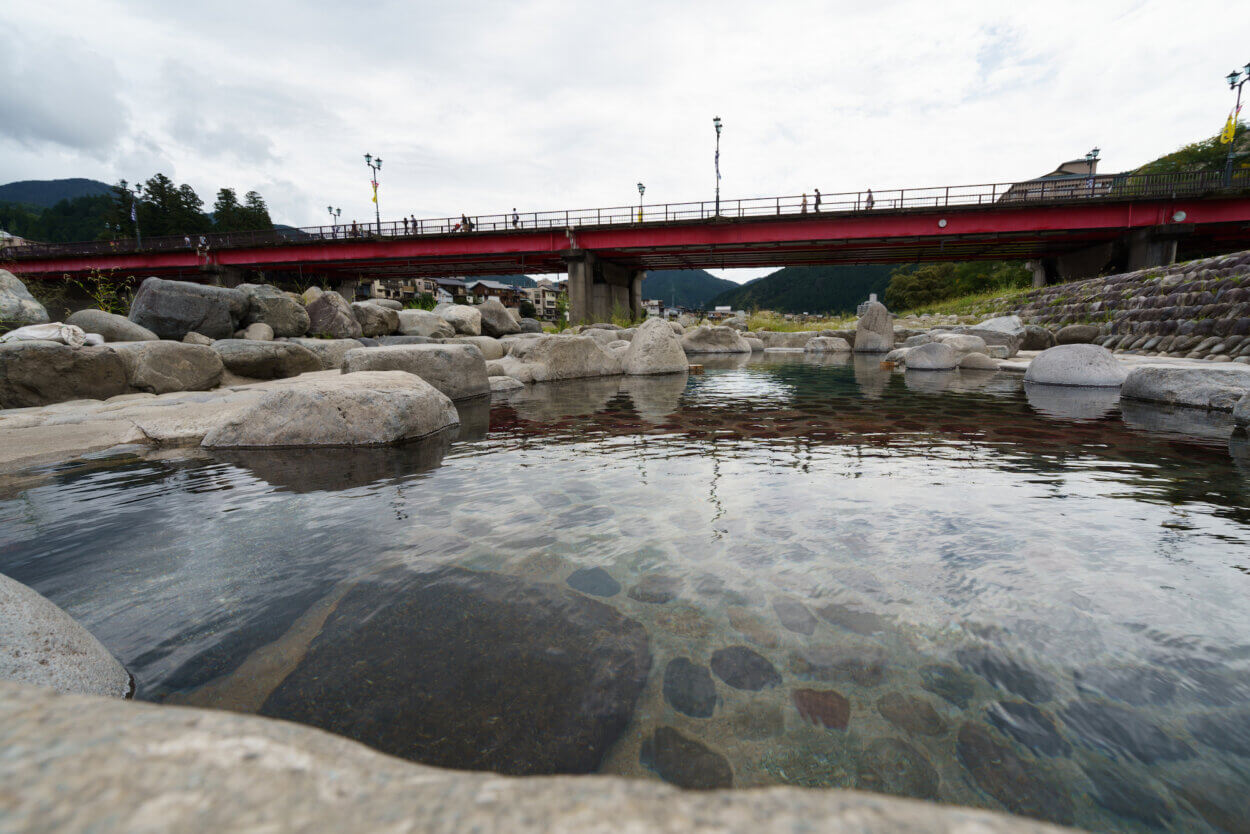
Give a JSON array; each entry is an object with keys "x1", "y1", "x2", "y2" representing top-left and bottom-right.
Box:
[
  {"x1": 641, "y1": 269, "x2": 738, "y2": 308},
  {"x1": 707, "y1": 264, "x2": 896, "y2": 314}
]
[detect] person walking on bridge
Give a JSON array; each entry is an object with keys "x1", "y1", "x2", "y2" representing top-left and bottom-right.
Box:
[
  {"x1": 864, "y1": 189, "x2": 875, "y2": 210},
  {"x1": 814, "y1": 188, "x2": 821, "y2": 212},
  {"x1": 402, "y1": 217, "x2": 409, "y2": 235},
  {"x1": 512, "y1": 208, "x2": 519, "y2": 229},
  {"x1": 801, "y1": 193, "x2": 808, "y2": 213}
]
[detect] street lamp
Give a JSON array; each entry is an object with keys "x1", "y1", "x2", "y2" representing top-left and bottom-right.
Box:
[
  {"x1": 637, "y1": 182, "x2": 645, "y2": 222},
  {"x1": 327, "y1": 205, "x2": 341, "y2": 236},
  {"x1": 120, "y1": 180, "x2": 144, "y2": 248},
  {"x1": 1085, "y1": 147, "x2": 1100, "y2": 195},
  {"x1": 1223, "y1": 64, "x2": 1250, "y2": 186},
  {"x1": 713, "y1": 116, "x2": 723, "y2": 217},
  {"x1": 364, "y1": 153, "x2": 382, "y2": 234}
]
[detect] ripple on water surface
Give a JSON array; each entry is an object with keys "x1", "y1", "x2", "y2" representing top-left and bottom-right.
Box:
[{"x1": 2, "y1": 354, "x2": 1250, "y2": 832}]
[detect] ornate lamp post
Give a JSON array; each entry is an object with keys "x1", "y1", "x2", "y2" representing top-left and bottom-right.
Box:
[
  {"x1": 364, "y1": 153, "x2": 382, "y2": 234},
  {"x1": 713, "y1": 116, "x2": 723, "y2": 217},
  {"x1": 1084, "y1": 147, "x2": 1100, "y2": 195},
  {"x1": 1224, "y1": 64, "x2": 1250, "y2": 186},
  {"x1": 637, "y1": 182, "x2": 645, "y2": 222},
  {"x1": 327, "y1": 205, "x2": 341, "y2": 237}
]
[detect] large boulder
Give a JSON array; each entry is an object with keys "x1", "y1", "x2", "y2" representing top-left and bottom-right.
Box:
[
  {"x1": 1021, "y1": 325, "x2": 1056, "y2": 351},
  {"x1": 434, "y1": 303, "x2": 482, "y2": 336},
  {"x1": 450, "y1": 335, "x2": 506, "y2": 360},
  {"x1": 681, "y1": 325, "x2": 752, "y2": 354},
  {"x1": 0, "y1": 342, "x2": 128, "y2": 408},
  {"x1": 306, "y1": 292, "x2": 363, "y2": 339},
  {"x1": 212, "y1": 340, "x2": 322, "y2": 379},
  {"x1": 258, "y1": 565, "x2": 651, "y2": 774},
  {"x1": 1056, "y1": 324, "x2": 1101, "y2": 345},
  {"x1": 959, "y1": 352, "x2": 1000, "y2": 370},
  {"x1": 1121, "y1": 365, "x2": 1250, "y2": 411},
  {"x1": 976, "y1": 315, "x2": 1025, "y2": 337},
  {"x1": 804, "y1": 337, "x2": 852, "y2": 353},
  {"x1": 107, "y1": 341, "x2": 223, "y2": 394},
  {"x1": 127, "y1": 277, "x2": 246, "y2": 340},
  {"x1": 519, "y1": 317, "x2": 544, "y2": 333},
  {"x1": 378, "y1": 335, "x2": 434, "y2": 346},
  {"x1": 622, "y1": 317, "x2": 688, "y2": 375},
  {"x1": 367, "y1": 298, "x2": 403, "y2": 311},
  {"x1": 0, "y1": 269, "x2": 50, "y2": 328},
  {"x1": 282, "y1": 337, "x2": 365, "y2": 370},
  {"x1": 932, "y1": 333, "x2": 987, "y2": 356},
  {"x1": 238, "y1": 284, "x2": 310, "y2": 338},
  {"x1": 854, "y1": 302, "x2": 893, "y2": 353},
  {"x1": 489, "y1": 335, "x2": 621, "y2": 383},
  {"x1": 300, "y1": 286, "x2": 323, "y2": 306},
  {"x1": 65, "y1": 309, "x2": 157, "y2": 343},
  {"x1": 1023, "y1": 344, "x2": 1127, "y2": 387},
  {"x1": 905, "y1": 342, "x2": 959, "y2": 370},
  {"x1": 238, "y1": 322, "x2": 274, "y2": 341},
  {"x1": 341, "y1": 343, "x2": 489, "y2": 401},
  {"x1": 1236, "y1": 393, "x2": 1250, "y2": 427},
  {"x1": 477, "y1": 298, "x2": 521, "y2": 337},
  {"x1": 351, "y1": 301, "x2": 400, "y2": 337},
  {"x1": 201, "y1": 371, "x2": 458, "y2": 448},
  {"x1": 723, "y1": 316, "x2": 748, "y2": 331},
  {"x1": 754, "y1": 331, "x2": 820, "y2": 349},
  {"x1": 397, "y1": 309, "x2": 455, "y2": 338},
  {"x1": 0, "y1": 574, "x2": 130, "y2": 698}
]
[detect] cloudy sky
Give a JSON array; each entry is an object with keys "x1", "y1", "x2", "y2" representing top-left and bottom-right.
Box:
[{"x1": 2, "y1": 0, "x2": 1246, "y2": 280}]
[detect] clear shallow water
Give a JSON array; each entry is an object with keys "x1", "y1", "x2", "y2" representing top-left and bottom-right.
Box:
[{"x1": 2, "y1": 354, "x2": 1250, "y2": 830}]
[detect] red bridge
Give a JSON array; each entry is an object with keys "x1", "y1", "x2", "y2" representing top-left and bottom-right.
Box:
[{"x1": 6, "y1": 171, "x2": 1250, "y2": 321}]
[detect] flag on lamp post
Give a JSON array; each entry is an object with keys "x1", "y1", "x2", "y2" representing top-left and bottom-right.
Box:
[
  {"x1": 1221, "y1": 106, "x2": 1241, "y2": 145},
  {"x1": 371, "y1": 180, "x2": 379, "y2": 203},
  {"x1": 130, "y1": 202, "x2": 137, "y2": 222}
]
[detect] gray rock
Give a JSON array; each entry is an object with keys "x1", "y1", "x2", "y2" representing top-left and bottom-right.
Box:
[
  {"x1": 0, "y1": 677, "x2": 1076, "y2": 834},
  {"x1": 0, "y1": 342, "x2": 128, "y2": 407},
  {"x1": 490, "y1": 335, "x2": 622, "y2": 383},
  {"x1": 663, "y1": 658, "x2": 718, "y2": 718},
  {"x1": 622, "y1": 317, "x2": 688, "y2": 374},
  {"x1": 107, "y1": 341, "x2": 223, "y2": 394},
  {"x1": 1236, "y1": 393, "x2": 1250, "y2": 426},
  {"x1": 127, "y1": 277, "x2": 247, "y2": 340},
  {"x1": 0, "y1": 269, "x2": 50, "y2": 327},
  {"x1": 434, "y1": 303, "x2": 482, "y2": 336},
  {"x1": 489, "y1": 375, "x2": 525, "y2": 393},
  {"x1": 238, "y1": 284, "x2": 309, "y2": 337},
  {"x1": 1021, "y1": 325, "x2": 1056, "y2": 351},
  {"x1": 641, "y1": 727, "x2": 733, "y2": 789},
  {"x1": 201, "y1": 371, "x2": 457, "y2": 447},
  {"x1": 1121, "y1": 365, "x2": 1250, "y2": 411},
  {"x1": 710, "y1": 646, "x2": 781, "y2": 690},
  {"x1": 519, "y1": 317, "x2": 543, "y2": 333},
  {"x1": 450, "y1": 335, "x2": 506, "y2": 360},
  {"x1": 300, "y1": 286, "x2": 323, "y2": 305},
  {"x1": 681, "y1": 325, "x2": 752, "y2": 354},
  {"x1": 212, "y1": 340, "x2": 322, "y2": 379},
  {"x1": 932, "y1": 333, "x2": 987, "y2": 355},
  {"x1": 754, "y1": 331, "x2": 823, "y2": 349},
  {"x1": 722, "y1": 316, "x2": 748, "y2": 331},
  {"x1": 0, "y1": 574, "x2": 130, "y2": 697},
  {"x1": 351, "y1": 301, "x2": 399, "y2": 337},
  {"x1": 377, "y1": 335, "x2": 434, "y2": 346},
  {"x1": 282, "y1": 337, "x2": 366, "y2": 370},
  {"x1": 976, "y1": 314, "x2": 1025, "y2": 337},
  {"x1": 367, "y1": 298, "x2": 403, "y2": 310},
  {"x1": 182, "y1": 332, "x2": 213, "y2": 346},
  {"x1": 854, "y1": 301, "x2": 893, "y2": 353},
  {"x1": 1023, "y1": 344, "x2": 1127, "y2": 387},
  {"x1": 397, "y1": 309, "x2": 455, "y2": 338},
  {"x1": 744, "y1": 337, "x2": 764, "y2": 351},
  {"x1": 239, "y1": 322, "x2": 274, "y2": 341},
  {"x1": 959, "y1": 352, "x2": 999, "y2": 370},
  {"x1": 477, "y1": 297, "x2": 521, "y2": 337},
  {"x1": 903, "y1": 334, "x2": 933, "y2": 347},
  {"x1": 804, "y1": 336, "x2": 852, "y2": 352},
  {"x1": 1056, "y1": 324, "x2": 1101, "y2": 345},
  {"x1": 342, "y1": 343, "x2": 489, "y2": 401},
  {"x1": 306, "y1": 292, "x2": 363, "y2": 339},
  {"x1": 905, "y1": 342, "x2": 958, "y2": 370},
  {"x1": 65, "y1": 309, "x2": 157, "y2": 342}
]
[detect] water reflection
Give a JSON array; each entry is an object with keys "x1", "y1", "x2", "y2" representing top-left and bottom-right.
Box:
[
  {"x1": 2, "y1": 355, "x2": 1250, "y2": 832},
  {"x1": 1025, "y1": 383, "x2": 1120, "y2": 422}
]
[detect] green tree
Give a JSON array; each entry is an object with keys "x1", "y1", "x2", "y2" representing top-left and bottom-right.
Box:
[
  {"x1": 241, "y1": 191, "x2": 274, "y2": 230},
  {"x1": 518, "y1": 299, "x2": 537, "y2": 319},
  {"x1": 884, "y1": 261, "x2": 1029, "y2": 310},
  {"x1": 212, "y1": 188, "x2": 244, "y2": 230},
  {"x1": 1135, "y1": 121, "x2": 1249, "y2": 175}
]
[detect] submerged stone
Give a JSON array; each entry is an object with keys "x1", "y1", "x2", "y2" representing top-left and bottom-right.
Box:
[
  {"x1": 565, "y1": 566, "x2": 620, "y2": 597},
  {"x1": 792, "y1": 688, "x2": 850, "y2": 730},
  {"x1": 1170, "y1": 777, "x2": 1250, "y2": 834},
  {"x1": 1186, "y1": 709, "x2": 1250, "y2": 756},
  {"x1": 876, "y1": 692, "x2": 947, "y2": 737},
  {"x1": 663, "y1": 658, "x2": 717, "y2": 718},
  {"x1": 1059, "y1": 700, "x2": 1194, "y2": 763},
  {"x1": 956, "y1": 722, "x2": 1075, "y2": 825},
  {"x1": 1082, "y1": 762, "x2": 1174, "y2": 827},
  {"x1": 790, "y1": 644, "x2": 887, "y2": 687},
  {"x1": 1073, "y1": 664, "x2": 1177, "y2": 706},
  {"x1": 815, "y1": 602, "x2": 887, "y2": 635},
  {"x1": 259, "y1": 565, "x2": 651, "y2": 775},
  {"x1": 985, "y1": 700, "x2": 1070, "y2": 756},
  {"x1": 711, "y1": 646, "x2": 782, "y2": 691},
  {"x1": 956, "y1": 647, "x2": 1054, "y2": 703},
  {"x1": 772, "y1": 596, "x2": 818, "y2": 635},
  {"x1": 856, "y1": 738, "x2": 939, "y2": 799},
  {"x1": 639, "y1": 726, "x2": 733, "y2": 789},
  {"x1": 627, "y1": 573, "x2": 684, "y2": 604},
  {"x1": 919, "y1": 663, "x2": 976, "y2": 708},
  {"x1": 727, "y1": 606, "x2": 780, "y2": 648}
]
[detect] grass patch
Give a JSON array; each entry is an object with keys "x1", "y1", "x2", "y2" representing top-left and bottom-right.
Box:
[
  {"x1": 746, "y1": 311, "x2": 855, "y2": 332},
  {"x1": 898, "y1": 285, "x2": 1036, "y2": 318}
]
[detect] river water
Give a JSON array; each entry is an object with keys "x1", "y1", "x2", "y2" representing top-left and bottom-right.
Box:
[{"x1": 2, "y1": 354, "x2": 1248, "y2": 831}]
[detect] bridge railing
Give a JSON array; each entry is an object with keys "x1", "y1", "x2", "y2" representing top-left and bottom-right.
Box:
[{"x1": 6, "y1": 169, "x2": 1248, "y2": 262}]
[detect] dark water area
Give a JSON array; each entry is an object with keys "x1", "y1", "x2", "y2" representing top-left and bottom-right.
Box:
[{"x1": 3, "y1": 353, "x2": 1250, "y2": 831}]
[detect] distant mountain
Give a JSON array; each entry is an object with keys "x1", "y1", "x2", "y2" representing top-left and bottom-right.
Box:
[
  {"x1": 0, "y1": 178, "x2": 112, "y2": 209},
  {"x1": 642, "y1": 269, "x2": 738, "y2": 309},
  {"x1": 707, "y1": 264, "x2": 896, "y2": 314}
]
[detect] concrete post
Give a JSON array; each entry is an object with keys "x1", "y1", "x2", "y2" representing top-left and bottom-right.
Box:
[
  {"x1": 630, "y1": 271, "x2": 645, "y2": 319},
  {"x1": 564, "y1": 251, "x2": 641, "y2": 323},
  {"x1": 1025, "y1": 260, "x2": 1046, "y2": 288},
  {"x1": 1124, "y1": 229, "x2": 1178, "y2": 271},
  {"x1": 566, "y1": 252, "x2": 591, "y2": 324},
  {"x1": 333, "y1": 275, "x2": 360, "y2": 303}
]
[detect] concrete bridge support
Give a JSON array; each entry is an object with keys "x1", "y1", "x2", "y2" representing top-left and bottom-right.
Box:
[
  {"x1": 565, "y1": 251, "x2": 644, "y2": 324},
  {"x1": 1031, "y1": 227, "x2": 1179, "y2": 286}
]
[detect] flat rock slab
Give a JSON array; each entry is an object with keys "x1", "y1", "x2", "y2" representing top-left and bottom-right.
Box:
[
  {"x1": 213, "y1": 340, "x2": 322, "y2": 379},
  {"x1": 1121, "y1": 364, "x2": 1250, "y2": 411},
  {"x1": 65, "y1": 309, "x2": 158, "y2": 342},
  {"x1": 0, "y1": 573, "x2": 130, "y2": 697},
  {"x1": 259, "y1": 565, "x2": 651, "y2": 775},
  {"x1": 281, "y1": 337, "x2": 365, "y2": 370},
  {"x1": 342, "y1": 343, "x2": 489, "y2": 401},
  {"x1": 107, "y1": 341, "x2": 223, "y2": 394},
  {"x1": 0, "y1": 342, "x2": 129, "y2": 408}
]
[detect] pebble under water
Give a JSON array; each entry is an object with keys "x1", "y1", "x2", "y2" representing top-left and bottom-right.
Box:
[{"x1": 3, "y1": 353, "x2": 1250, "y2": 831}]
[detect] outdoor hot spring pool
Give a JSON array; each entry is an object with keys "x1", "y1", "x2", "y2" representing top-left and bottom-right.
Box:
[{"x1": 2, "y1": 353, "x2": 1248, "y2": 831}]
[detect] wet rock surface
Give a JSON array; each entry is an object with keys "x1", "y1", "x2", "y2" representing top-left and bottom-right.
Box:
[
  {"x1": 565, "y1": 566, "x2": 620, "y2": 597},
  {"x1": 919, "y1": 663, "x2": 976, "y2": 707},
  {"x1": 792, "y1": 687, "x2": 850, "y2": 729},
  {"x1": 1082, "y1": 762, "x2": 1174, "y2": 827},
  {"x1": 771, "y1": 596, "x2": 817, "y2": 635},
  {"x1": 1059, "y1": 700, "x2": 1194, "y2": 763},
  {"x1": 856, "y1": 738, "x2": 939, "y2": 799},
  {"x1": 260, "y1": 565, "x2": 651, "y2": 775},
  {"x1": 627, "y1": 573, "x2": 683, "y2": 603},
  {"x1": 1186, "y1": 709, "x2": 1250, "y2": 756},
  {"x1": 956, "y1": 722, "x2": 1075, "y2": 825},
  {"x1": 956, "y1": 647, "x2": 1053, "y2": 702},
  {"x1": 662, "y1": 658, "x2": 717, "y2": 717},
  {"x1": 711, "y1": 646, "x2": 782, "y2": 691},
  {"x1": 640, "y1": 726, "x2": 734, "y2": 789},
  {"x1": 985, "y1": 700, "x2": 1070, "y2": 756},
  {"x1": 876, "y1": 692, "x2": 947, "y2": 737}
]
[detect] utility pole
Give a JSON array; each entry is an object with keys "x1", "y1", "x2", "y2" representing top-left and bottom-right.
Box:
[{"x1": 713, "y1": 116, "x2": 723, "y2": 217}]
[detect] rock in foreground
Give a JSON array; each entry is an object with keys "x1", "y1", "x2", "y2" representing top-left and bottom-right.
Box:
[
  {"x1": 622, "y1": 317, "x2": 688, "y2": 374},
  {"x1": 0, "y1": 342, "x2": 128, "y2": 408},
  {"x1": 854, "y1": 301, "x2": 894, "y2": 353},
  {"x1": 1121, "y1": 365, "x2": 1250, "y2": 411},
  {"x1": 1023, "y1": 344, "x2": 1127, "y2": 387},
  {"x1": 478, "y1": 297, "x2": 521, "y2": 337},
  {"x1": 65, "y1": 309, "x2": 158, "y2": 342},
  {"x1": 342, "y1": 343, "x2": 489, "y2": 400},
  {"x1": 0, "y1": 574, "x2": 130, "y2": 698},
  {"x1": 490, "y1": 335, "x2": 622, "y2": 382},
  {"x1": 108, "y1": 341, "x2": 223, "y2": 394},
  {"x1": 259, "y1": 565, "x2": 651, "y2": 775},
  {"x1": 127, "y1": 277, "x2": 247, "y2": 340},
  {"x1": 0, "y1": 269, "x2": 50, "y2": 327},
  {"x1": 201, "y1": 371, "x2": 457, "y2": 447},
  {"x1": 681, "y1": 325, "x2": 752, "y2": 354}
]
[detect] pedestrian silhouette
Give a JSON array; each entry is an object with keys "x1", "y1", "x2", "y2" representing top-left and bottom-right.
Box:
[
  {"x1": 512, "y1": 208, "x2": 519, "y2": 229},
  {"x1": 865, "y1": 189, "x2": 875, "y2": 210},
  {"x1": 801, "y1": 193, "x2": 808, "y2": 213},
  {"x1": 814, "y1": 188, "x2": 821, "y2": 211},
  {"x1": 402, "y1": 217, "x2": 409, "y2": 234}
]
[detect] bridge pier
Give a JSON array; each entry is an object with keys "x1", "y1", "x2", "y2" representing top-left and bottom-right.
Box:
[
  {"x1": 566, "y1": 251, "x2": 643, "y2": 324},
  {"x1": 1032, "y1": 227, "x2": 1179, "y2": 286}
]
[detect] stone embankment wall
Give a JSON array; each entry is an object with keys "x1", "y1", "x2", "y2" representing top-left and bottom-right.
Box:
[{"x1": 976, "y1": 250, "x2": 1250, "y2": 361}]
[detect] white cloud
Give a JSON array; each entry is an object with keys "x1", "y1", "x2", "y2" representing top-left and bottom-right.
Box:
[{"x1": 1, "y1": 0, "x2": 1246, "y2": 282}]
